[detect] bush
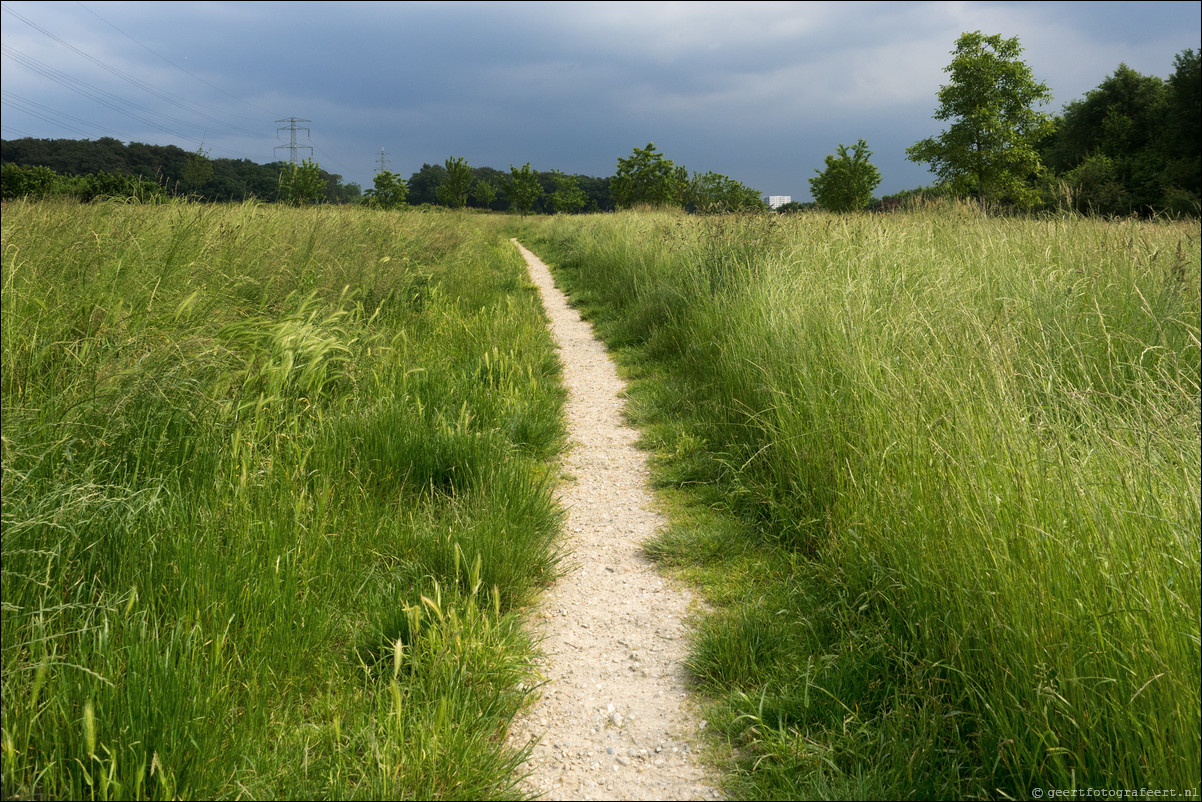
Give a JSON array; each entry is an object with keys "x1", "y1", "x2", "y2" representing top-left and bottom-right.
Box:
[{"x1": 1, "y1": 163, "x2": 62, "y2": 199}]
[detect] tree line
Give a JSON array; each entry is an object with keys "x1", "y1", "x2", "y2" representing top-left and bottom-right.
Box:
[
  {"x1": 4, "y1": 39, "x2": 1197, "y2": 217},
  {"x1": 0, "y1": 136, "x2": 762, "y2": 215},
  {"x1": 379, "y1": 150, "x2": 765, "y2": 214},
  {"x1": 0, "y1": 137, "x2": 362, "y2": 204}
]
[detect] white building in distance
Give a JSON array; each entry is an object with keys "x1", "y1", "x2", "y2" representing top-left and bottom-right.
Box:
[{"x1": 766, "y1": 195, "x2": 792, "y2": 209}]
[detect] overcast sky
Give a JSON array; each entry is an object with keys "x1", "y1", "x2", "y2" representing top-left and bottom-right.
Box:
[{"x1": 2, "y1": 1, "x2": 1199, "y2": 201}]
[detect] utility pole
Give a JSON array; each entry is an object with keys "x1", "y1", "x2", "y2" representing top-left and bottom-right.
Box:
[
  {"x1": 275, "y1": 117, "x2": 313, "y2": 164},
  {"x1": 377, "y1": 149, "x2": 390, "y2": 174}
]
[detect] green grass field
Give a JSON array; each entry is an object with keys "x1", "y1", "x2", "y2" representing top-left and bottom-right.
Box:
[
  {"x1": 3, "y1": 199, "x2": 1199, "y2": 800},
  {"x1": 522, "y1": 205, "x2": 1200, "y2": 800},
  {"x1": 1, "y1": 200, "x2": 565, "y2": 799}
]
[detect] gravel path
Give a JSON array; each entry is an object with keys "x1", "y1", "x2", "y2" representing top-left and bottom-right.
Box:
[{"x1": 508, "y1": 240, "x2": 721, "y2": 801}]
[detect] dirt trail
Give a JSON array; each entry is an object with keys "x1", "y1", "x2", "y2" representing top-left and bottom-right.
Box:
[{"x1": 507, "y1": 241, "x2": 720, "y2": 801}]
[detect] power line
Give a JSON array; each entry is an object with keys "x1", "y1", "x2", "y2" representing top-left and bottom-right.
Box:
[
  {"x1": 377, "y1": 149, "x2": 390, "y2": 173},
  {"x1": 0, "y1": 3, "x2": 361, "y2": 178},
  {"x1": 2, "y1": 89, "x2": 129, "y2": 139},
  {"x1": 0, "y1": 2, "x2": 278, "y2": 164},
  {"x1": 2, "y1": 4, "x2": 262, "y2": 140},
  {"x1": 73, "y1": 0, "x2": 277, "y2": 122},
  {"x1": 2, "y1": 46, "x2": 205, "y2": 144},
  {"x1": 310, "y1": 141, "x2": 355, "y2": 178},
  {"x1": 0, "y1": 123, "x2": 38, "y2": 138}
]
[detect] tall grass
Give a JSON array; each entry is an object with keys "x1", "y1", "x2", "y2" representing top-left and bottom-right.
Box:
[
  {"x1": 2, "y1": 200, "x2": 565, "y2": 799},
  {"x1": 524, "y1": 207, "x2": 1200, "y2": 799}
]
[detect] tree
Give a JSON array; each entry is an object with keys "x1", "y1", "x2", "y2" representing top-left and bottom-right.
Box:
[
  {"x1": 508, "y1": 163, "x2": 542, "y2": 216},
  {"x1": 1158, "y1": 49, "x2": 1201, "y2": 204},
  {"x1": 1045, "y1": 64, "x2": 1164, "y2": 171},
  {"x1": 278, "y1": 158, "x2": 325, "y2": 205},
  {"x1": 809, "y1": 139, "x2": 882, "y2": 212},
  {"x1": 685, "y1": 171, "x2": 766, "y2": 212},
  {"x1": 472, "y1": 178, "x2": 498, "y2": 209},
  {"x1": 906, "y1": 31, "x2": 1056, "y2": 208},
  {"x1": 1, "y1": 137, "x2": 363, "y2": 202},
  {"x1": 182, "y1": 145, "x2": 214, "y2": 192},
  {"x1": 611, "y1": 143, "x2": 683, "y2": 208},
  {"x1": 550, "y1": 170, "x2": 587, "y2": 214},
  {"x1": 435, "y1": 156, "x2": 473, "y2": 208},
  {"x1": 363, "y1": 169, "x2": 408, "y2": 209},
  {"x1": 1042, "y1": 64, "x2": 1165, "y2": 212},
  {"x1": 405, "y1": 163, "x2": 446, "y2": 205},
  {"x1": 1062, "y1": 153, "x2": 1129, "y2": 216},
  {"x1": 1, "y1": 163, "x2": 61, "y2": 199}
]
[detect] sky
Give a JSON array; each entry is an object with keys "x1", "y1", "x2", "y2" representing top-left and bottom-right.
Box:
[{"x1": 2, "y1": 1, "x2": 1199, "y2": 202}]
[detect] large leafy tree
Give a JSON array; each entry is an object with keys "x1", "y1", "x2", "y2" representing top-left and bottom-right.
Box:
[
  {"x1": 1039, "y1": 50, "x2": 1199, "y2": 215},
  {"x1": 508, "y1": 163, "x2": 542, "y2": 216},
  {"x1": 906, "y1": 31, "x2": 1056, "y2": 208},
  {"x1": 435, "y1": 156, "x2": 473, "y2": 208},
  {"x1": 611, "y1": 143, "x2": 682, "y2": 208},
  {"x1": 1043, "y1": 63, "x2": 1165, "y2": 213},
  {"x1": 809, "y1": 139, "x2": 882, "y2": 212},
  {"x1": 1045, "y1": 64, "x2": 1164, "y2": 172}
]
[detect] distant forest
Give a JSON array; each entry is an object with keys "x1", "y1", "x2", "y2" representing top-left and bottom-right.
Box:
[
  {"x1": 0, "y1": 137, "x2": 360, "y2": 203},
  {"x1": 0, "y1": 136, "x2": 615, "y2": 210}
]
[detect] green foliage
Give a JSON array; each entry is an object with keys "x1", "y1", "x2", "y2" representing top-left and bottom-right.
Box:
[
  {"x1": 363, "y1": 169, "x2": 408, "y2": 209},
  {"x1": 1047, "y1": 65, "x2": 1164, "y2": 170},
  {"x1": 526, "y1": 209, "x2": 1200, "y2": 800},
  {"x1": 549, "y1": 170, "x2": 587, "y2": 214},
  {"x1": 1062, "y1": 153, "x2": 1130, "y2": 215},
  {"x1": 405, "y1": 163, "x2": 447, "y2": 205},
  {"x1": 406, "y1": 164, "x2": 613, "y2": 212},
  {"x1": 809, "y1": 139, "x2": 882, "y2": 212},
  {"x1": 611, "y1": 143, "x2": 683, "y2": 208},
  {"x1": 277, "y1": 158, "x2": 326, "y2": 206},
  {"x1": 472, "y1": 178, "x2": 498, "y2": 209},
  {"x1": 1, "y1": 162, "x2": 61, "y2": 199},
  {"x1": 1037, "y1": 50, "x2": 1200, "y2": 216},
  {"x1": 1045, "y1": 64, "x2": 1167, "y2": 213},
  {"x1": 685, "y1": 171, "x2": 766, "y2": 213},
  {"x1": 507, "y1": 163, "x2": 542, "y2": 216},
  {"x1": 77, "y1": 172, "x2": 165, "y2": 203},
  {"x1": 2, "y1": 137, "x2": 360, "y2": 202},
  {"x1": 0, "y1": 162, "x2": 164, "y2": 202},
  {"x1": 435, "y1": 156, "x2": 473, "y2": 208},
  {"x1": 1158, "y1": 48, "x2": 1200, "y2": 207},
  {"x1": 610, "y1": 145, "x2": 762, "y2": 213},
  {"x1": 182, "y1": 145, "x2": 214, "y2": 192},
  {"x1": 907, "y1": 31, "x2": 1056, "y2": 208},
  {"x1": 1, "y1": 203, "x2": 566, "y2": 799}
]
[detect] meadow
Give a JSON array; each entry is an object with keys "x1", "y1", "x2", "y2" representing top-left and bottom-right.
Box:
[
  {"x1": 1, "y1": 200, "x2": 566, "y2": 799},
  {"x1": 2, "y1": 199, "x2": 1199, "y2": 801},
  {"x1": 522, "y1": 205, "x2": 1200, "y2": 800}
]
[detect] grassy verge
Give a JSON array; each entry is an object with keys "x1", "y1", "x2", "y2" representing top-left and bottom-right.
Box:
[
  {"x1": 1, "y1": 200, "x2": 564, "y2": 799},
  {"x1": 522, "y1": 207, "x2": 1200, "y2": 800}
]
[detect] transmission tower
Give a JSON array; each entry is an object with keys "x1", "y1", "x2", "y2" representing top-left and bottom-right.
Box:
[
  {"x1": 377, "y1": 149, "x2": 390, "y2": 173},
  {"x1": 275, "y1": 117, "x2": 313, "y2": 164}
]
